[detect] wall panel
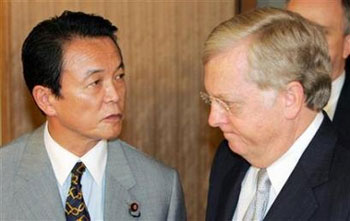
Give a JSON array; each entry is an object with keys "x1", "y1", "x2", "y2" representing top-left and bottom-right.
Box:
[
  {"x1": 240, "y1": 0, "x2": 256, "y2": 12},
  {"x1": 0, "y1": 0, "x2": 10, "y2": 145},
  {"x1": 0, "y1": 1, "x2": 4, "y2": 145},
  {"x1": 2, "y1": 1, "x2": 234, "y2": 219}
]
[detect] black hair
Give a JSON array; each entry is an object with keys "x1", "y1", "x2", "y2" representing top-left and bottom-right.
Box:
[{"x1": 22, "y1": 10, "x2": 119, "y2": 97}]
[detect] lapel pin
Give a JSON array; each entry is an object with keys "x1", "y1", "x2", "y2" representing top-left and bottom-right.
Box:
[{"x1": 129, "y1": 202, "x2": 141, "y2": 218}]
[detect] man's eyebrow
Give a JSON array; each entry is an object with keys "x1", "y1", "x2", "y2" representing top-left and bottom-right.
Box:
[
  {"x1": 216, "y1": 93, "x2": 244, "y2": 104},
  {"x1": 83, "y1": 61, "x2": 125, "y2": 79},
  {"x1": 84, "y1": 68, "x2": 103, "y2": 78},
  {"x1": 118, "y1": 62, "x2": 124, "y2": 70},
  {"x1": 319, "y1": 24, "x2": 330, "y2": 33},
  {"x1": 215, "y1": 92, "x2": 236, "y2": 100}
]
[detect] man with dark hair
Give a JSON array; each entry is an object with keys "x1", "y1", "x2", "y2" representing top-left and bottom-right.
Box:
[
  {"x1": 287, "y1": 0, "x2": 350, "y2": 145},
  {"x1": 0, "y1": 11, "x2": 186, "y2": 220}
]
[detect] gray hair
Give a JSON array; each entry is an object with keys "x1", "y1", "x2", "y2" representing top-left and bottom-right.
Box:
[{"x1": 203, "y1": 8, "x2": 331, "y2": 111}]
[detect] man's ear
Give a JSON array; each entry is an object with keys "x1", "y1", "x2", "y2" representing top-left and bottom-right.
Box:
[
  {"x1": 282, "y1": 81, "x2": 304, "y2": 119},
  {"x1": 32, "y1": 85, "x2": 57, "y2": 116},
  {"x1": 343, "y1": 34, "x2": 350, "y2": 59}
]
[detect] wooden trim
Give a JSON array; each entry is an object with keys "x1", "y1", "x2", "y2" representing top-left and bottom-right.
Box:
[
  {"x1": 240, "y1": 0, "x2": 256, "y2": 13},
  {"x1": 0, "y1": 1, "x2": 10, "y2": 145},
  {"x1": 0, "y1": 1, "x2": 4, "y2": 145}
]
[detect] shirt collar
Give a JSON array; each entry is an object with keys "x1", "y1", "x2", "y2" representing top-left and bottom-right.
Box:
[
  {"x1": 332, "y1": 70, "x2": 345, "y2": 95},
  {"x1": 324, "y1": 70, "x2": 345, "y2": 119},
  {"x1": 266, "y1": 112, "x2": 324, "y2": 195},
  {"x1": 330, "y1": 71, "x2": 345, "y2": 102},
  {"x1": 44, "y1": 122, "x2": 107, "y2": 186}
]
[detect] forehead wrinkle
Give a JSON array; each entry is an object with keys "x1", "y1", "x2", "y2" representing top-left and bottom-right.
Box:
[
  {"x1": 225, "y1": 37, "x2": 254, "y2": 85},
  {"x1": 62, "y1": 37, "x2": 120, "y2": 69},
  {"x1": 62, "y1": 43, "x2": 122, "y2": 82},
  {"x1": 63, "y1": 47, "x2": 111, "y2": 68},
  {"x1": 205, "y1": 39, "x2": 253, "y2": 103}
]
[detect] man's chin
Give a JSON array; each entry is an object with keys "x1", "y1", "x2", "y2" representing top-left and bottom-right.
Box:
[
  {"x1": 99, "y1": 126, "x2": 122, "y2": 141},
  {"x1": 227, "y1": 141, "x2": 244, "y2": 155},
  {"x1": 103, "y1": 134, "x2": 120, "y2": 141}
]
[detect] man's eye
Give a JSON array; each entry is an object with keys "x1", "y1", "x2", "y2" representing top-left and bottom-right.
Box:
[
  {"x1": 88, "y1": 80, "x2": 101, "y2": 87},
  {"x1": 115, "y1": 73, "x2": 125, "y2": 80}
]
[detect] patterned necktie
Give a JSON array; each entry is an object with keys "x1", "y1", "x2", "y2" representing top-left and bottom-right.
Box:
[
  {"x1": 243, "y1": 168, "x2": 271, "y2": 221},
  {"x1": 65, "y1": 162, "x2": 91, "y2": 221}
]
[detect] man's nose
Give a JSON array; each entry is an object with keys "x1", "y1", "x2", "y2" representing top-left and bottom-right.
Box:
[
  {"x1": 104, "y1": 83, "x2": 120, "y2": 103},
  {"x1": 208, "y1": 103, "x2": 228, "y2": 128}
]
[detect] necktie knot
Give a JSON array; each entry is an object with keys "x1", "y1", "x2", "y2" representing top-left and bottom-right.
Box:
[
  {"x1": 71, "y1": 162, "x2": 86, "y2": 186},
  {"x1": 257, "y1": 168, "x2": 270, "y2": 192},
  {"x1": 72, "y1": 162, "x2": 86, "y2": 175}
]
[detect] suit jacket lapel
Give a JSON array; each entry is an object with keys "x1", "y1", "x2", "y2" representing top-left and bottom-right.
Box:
[
  {"x1": 265, "y1": 116, "x2": 337, "y2": 220},
  {"x1": 219, "y1": 163, "x2": 249, "y2": 220},
  {"x1": 216, "y1": 152, "x2": 249, "y2": 221},
  {"x1": 104, "y1": 140, "x2": 138, "y2": 220},
  {"x1": 13, "y1": 126, "x2": 65, "y2": 220},
  {"x1": 264, "y1": 167, "x2": 318, "y2": 220}
]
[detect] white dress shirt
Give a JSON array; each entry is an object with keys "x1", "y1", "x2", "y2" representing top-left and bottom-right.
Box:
[
  {"x1": 324, "y1": 71, "x2": 345, "y2": 120},
  {"x1": 232, "y1": 112, "x2": 324, "y2": 221},
  {"x1": 44, "y1": 122, "x2": 107, "y2": 221}
]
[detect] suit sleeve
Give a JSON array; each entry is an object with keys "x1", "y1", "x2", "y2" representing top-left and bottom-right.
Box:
[{"x1": 166, "y1": 170, "x2": 187, "y2": 221}]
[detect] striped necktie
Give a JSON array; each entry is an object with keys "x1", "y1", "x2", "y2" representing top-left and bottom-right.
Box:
[{"x1": 243, "y1": 168, "x2": 271, "y2": 221}]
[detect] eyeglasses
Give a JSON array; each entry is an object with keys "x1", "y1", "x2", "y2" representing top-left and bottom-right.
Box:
[{"x1": 200, "y1": 91, "x2": 232, "y2": 113}]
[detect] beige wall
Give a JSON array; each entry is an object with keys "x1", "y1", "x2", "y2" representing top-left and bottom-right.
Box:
[{"x1": 1, "y1": 1, "x2": 235, "y2": 219}]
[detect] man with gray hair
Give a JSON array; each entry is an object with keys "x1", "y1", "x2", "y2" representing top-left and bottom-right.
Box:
[
  {"x1": 203, "y1": 8, "x2": 350, "y2": 221},
  {"x1": 287, "y1": 0, "x2": 350, "y2": 145}
]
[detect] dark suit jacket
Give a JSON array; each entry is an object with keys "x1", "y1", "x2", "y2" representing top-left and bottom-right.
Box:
[
  {"x1": 333, "y1": 58, "x2": 350, "y2": 145},
  {"x1": 206, "y1": 116, "x2": 350, "y2": 221}
]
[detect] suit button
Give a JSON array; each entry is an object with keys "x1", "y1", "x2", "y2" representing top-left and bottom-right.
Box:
[{"x1": 130, "y1": 202, "x2": 138, "y2": 212}]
